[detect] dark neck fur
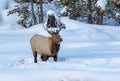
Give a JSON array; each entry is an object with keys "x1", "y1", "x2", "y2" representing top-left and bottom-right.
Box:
[{"x1": 51, "y1": 40, "x2": 60, "y2": 54}]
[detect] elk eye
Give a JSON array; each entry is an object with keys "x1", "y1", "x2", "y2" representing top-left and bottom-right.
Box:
[{"x1": 60, "y1": 38, "x2": 63, "y2": 41}]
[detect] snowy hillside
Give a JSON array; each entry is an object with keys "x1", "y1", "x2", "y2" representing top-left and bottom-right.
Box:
[
  {"x1": 0, "y1": 0, "x2": 120, "y2": 81},
  {"x1": 0, "y1": 17, "x2": 120, "y2": 81}
]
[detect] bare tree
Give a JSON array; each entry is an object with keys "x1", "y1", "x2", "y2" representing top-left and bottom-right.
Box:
[
  {"x1": 40, "y1": 0, "x2": 43, "y2": 23},
  {"x1": 96, "y1": 9, "x2": 104, "y2": 25},
  {"x1": 30, "y1": 0, "x2": 37, "y2": 25},
  {"x1": 87, "y1": 0, "x2": 93, "y2": 24}
]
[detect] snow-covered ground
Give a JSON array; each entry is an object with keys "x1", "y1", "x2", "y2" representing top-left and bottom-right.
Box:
[
  {"x1": 0, "y1": 17, "x2": 120, "y2": 81},
  {"x1": 0, "y1": 1, "x2": 120, "y2": 81}
]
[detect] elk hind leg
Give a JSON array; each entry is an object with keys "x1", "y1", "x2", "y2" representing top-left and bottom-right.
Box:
[
  {"x1": 53, "y1": 55, "x2": 57, "y2": 62},
  {"x1": 41, "y1": 55, "x2": 49, "y2": 61},
  {"x1": 33, "y1": 51, "x2": 37, "y2": 63}
]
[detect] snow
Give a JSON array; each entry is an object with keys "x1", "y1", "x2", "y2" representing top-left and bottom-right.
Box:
[
  {"x1": 0, "y1": 0, "x2": 15, "y2": 10},
  {"x1": 115, "y1": 12, "x2": 120, "y2": 17},
  {"x1": 0, "y1": 0, "x2": 8, "y2": 10},
  {"x1": 8, "y1": 0, "x2": 18, "y2": 9},
  {"x1": 0, "y1": 0, "x2": 22, "y2": 30},
  {"x1": 44, "y1": 10, "x2": 61, "y2": 28},
  {"x1": 60, "y1": 6, "x2": 67, "y2": 14},
  {"x1": 0, "y1": 17, "x2": 120, "y2": 81},
  {"x1": 1, "y1": 9, "x2": 19, "y2": 25},
  {"x1": 47, "y1": 9, "x2": 59, "y2": 20},
  {"x1": 47, "y1": 10, "x2": 55, "y2": 15},
  {"x1": 0, "y1": 1, "x2": 120, "y2": 81},
  {"x1": 96, "y1": 0, "x2": 107, "y2": 10},
  {"x1": 0, "y1": 9, "x2": 23, "y2": 30}
]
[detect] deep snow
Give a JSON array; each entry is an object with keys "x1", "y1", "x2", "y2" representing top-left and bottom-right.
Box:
[
  {"x1": 0, "y1": 0, "x2": 120, "y2": 81},
  {"x1": 0, "y1": 17, "x2": 120, "y2": 81}
]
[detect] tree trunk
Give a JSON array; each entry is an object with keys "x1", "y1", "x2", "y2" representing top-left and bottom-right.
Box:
[
  {"x1": 40, "y1": 0, "x2": 43, "y2": 23},
  {"x1": 30, "y1": 0, "x2": 37, "y2": 25},
  {"x1": 99, "y1": 12, "x2": 103, "y2": 25},
  {"x1": 48, "y1": 0, "x2": 52, "y2": 3},
  {"x1": 71, "y1": 0, "x2": 76, "y2": 19},
  {"x1": 37, "y1": 4, "x2": 40, "y2": 23},
  {"x1": 87, "y1": 0, "x2": 93, "y2": 24},
  {"x1": 96, "y1": 10, "x2": 104, "y2": 25}
]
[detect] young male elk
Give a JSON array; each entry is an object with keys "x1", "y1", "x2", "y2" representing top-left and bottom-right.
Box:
[{"x1": 30, "y1": 25, "x2": 65, "y2": 63}]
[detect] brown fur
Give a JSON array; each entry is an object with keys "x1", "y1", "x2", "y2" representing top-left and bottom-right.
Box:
[{"x1": 30, "y1": 34, "x2": 62, "y2": 63}]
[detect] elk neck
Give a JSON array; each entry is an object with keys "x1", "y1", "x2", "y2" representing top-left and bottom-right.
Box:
[{"x1": 50, "y1": 37, "x2": 60, "y2": 54}]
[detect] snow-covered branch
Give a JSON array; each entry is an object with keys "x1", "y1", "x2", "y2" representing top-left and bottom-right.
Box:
[{"x1": 96, "y1": 0, "x2": 107, "y2": 10}]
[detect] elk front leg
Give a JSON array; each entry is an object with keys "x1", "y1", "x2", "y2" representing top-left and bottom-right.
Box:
[{"x1": 53, "y1": 55, "x2": 57, "y2": 62}]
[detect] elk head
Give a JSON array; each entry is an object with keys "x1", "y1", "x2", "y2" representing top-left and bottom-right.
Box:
[{"x1": 44, "y1": 25, "x2": 65, "y2": 44}]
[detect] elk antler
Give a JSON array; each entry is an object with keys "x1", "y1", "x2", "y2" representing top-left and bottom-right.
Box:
[
  {"x1": 43, "y1": 23, "x2": 55, "y2": 35},
  {"x1": 43, "y1": 23, "x2": 66, "y2": 35},
  {"x1": 56, "y1": 24, "x2": 66, "y2": 34}
]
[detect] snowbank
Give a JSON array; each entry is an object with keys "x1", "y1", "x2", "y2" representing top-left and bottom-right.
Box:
[
  {"x1": 0, "y1": 17, "x2": 120, "y2": 81},
  {"x1": 61, "y1": 17, "x2": 120, "y2": 41},
  {"x1": 0, "y1": 9, "x2": 23, "y2": 30},
  {"x1": 1, "y1": 9, "x2": 19, "y2": 25}
]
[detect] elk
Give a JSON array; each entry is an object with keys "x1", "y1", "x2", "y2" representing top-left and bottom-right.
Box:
[{"x1": 30, "y1": 25, "x2": 65, "y2": 63}]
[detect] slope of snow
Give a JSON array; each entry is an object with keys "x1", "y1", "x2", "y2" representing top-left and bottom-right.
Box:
[
  {"x1": 0, "y1": 0, "x2": 8, "y2": 10},
  {"x1": 0, "y1": 17, "x2": 120, "y2": 81},
  {"x1": 0, "y1": 0, "x2": 21, "y2": 30}
]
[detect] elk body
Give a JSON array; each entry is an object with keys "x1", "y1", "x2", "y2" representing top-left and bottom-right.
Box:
[{"x1": 30, "y1": 27, "x2": 64, "y2": 63}]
